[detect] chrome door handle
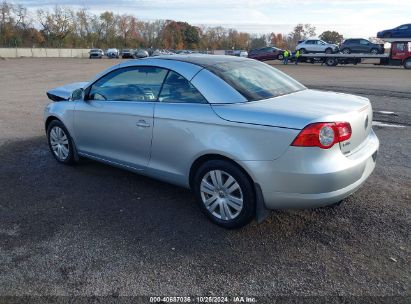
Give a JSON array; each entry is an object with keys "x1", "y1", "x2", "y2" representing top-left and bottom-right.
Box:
[{"x1": 136, "y1": 120, "x2": 150, "y2": 128}]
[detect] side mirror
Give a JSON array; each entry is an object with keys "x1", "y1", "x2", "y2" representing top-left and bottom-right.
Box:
[{"x1": 71, "y1": 88, "x2": 84, "y2": 101}]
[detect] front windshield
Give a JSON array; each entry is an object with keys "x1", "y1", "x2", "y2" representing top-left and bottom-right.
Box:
[{"x1": 206, "y1": 60, "x2": 306, "y2": 101}]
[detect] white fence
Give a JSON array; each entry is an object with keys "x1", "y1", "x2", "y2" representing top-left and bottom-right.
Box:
[{"x1": 0, "y1": 48, "x2": 90, "y2": 58}]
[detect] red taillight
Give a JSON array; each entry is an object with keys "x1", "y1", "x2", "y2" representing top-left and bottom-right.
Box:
[
  {"x1": 291, "y1": 122, "x2": 351, "y2": 149},
  {"x1": 335, "y1": 122, "x2": 352, "y2": 142}
]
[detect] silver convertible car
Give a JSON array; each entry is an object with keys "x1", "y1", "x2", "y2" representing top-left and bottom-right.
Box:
[{"x1": 44, "y1": 55, "x2": 379, "y2": 228}]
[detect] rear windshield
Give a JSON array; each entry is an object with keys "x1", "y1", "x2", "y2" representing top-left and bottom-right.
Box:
[{"x1": 205, "y1": 60, "x2": 306, "y2": 101}]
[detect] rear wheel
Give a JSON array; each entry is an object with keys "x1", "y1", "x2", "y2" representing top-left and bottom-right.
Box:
[
  {"x1": 403, "y1": 59, "x2": 411, "y2": 69},
  {"x1": 325, "y1": 58, "x2": 338, "y2": 66},
  {"x1": 47, "y1": 120, "x2": 75, "y2": 164},
  {"x1": 193, "y1": 160, "x2": 256, "y2": 229}
]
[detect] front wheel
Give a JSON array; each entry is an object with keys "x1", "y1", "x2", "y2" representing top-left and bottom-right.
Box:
[
  {"x1": 370, "y1": 48, "x2": 379, "y2": 55},
  {"x1": 277, "y1": 54, "x2": 284, "y2": 60},
  {"x1": 47, "y1": 120, "x2": 75, "y2": 164},
  {"x1": 299, "y1": 48, "x2": 306, "y2": 54},
  {"x1": 404, "y1": 59, "x2": 411, "y2": 69},
  {"x1": 341, "y1": 48, "x2": 351, "y2": 54},
  {"x1": 193, "y1": 160, "x2": 256, "y2": 229},
  {"x1": 325, "y1": 48, "x2": 333, "y2": 54}
]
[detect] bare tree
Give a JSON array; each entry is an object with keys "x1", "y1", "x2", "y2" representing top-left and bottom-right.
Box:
[{"x1": 37, "y1": 6, "x2": 74, "y2": 47}]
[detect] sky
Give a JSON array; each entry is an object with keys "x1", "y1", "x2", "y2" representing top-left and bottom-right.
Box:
[{"x1": 13, "y1": 0, "x2": 411, "y2": 38}]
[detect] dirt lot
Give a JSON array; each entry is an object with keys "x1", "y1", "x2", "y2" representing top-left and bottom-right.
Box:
[{"x1": 0, "y1": 58, "x2": 410, "y2": 299}]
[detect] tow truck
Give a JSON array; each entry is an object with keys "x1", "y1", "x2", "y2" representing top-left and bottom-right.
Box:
[{"x1": 299, "y1": 38, "x2": 411, "y2": 69}]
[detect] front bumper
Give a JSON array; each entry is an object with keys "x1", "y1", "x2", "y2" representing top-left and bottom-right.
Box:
[{"x1": 242, "y1": 129, "x2": 379, "y2": 209}]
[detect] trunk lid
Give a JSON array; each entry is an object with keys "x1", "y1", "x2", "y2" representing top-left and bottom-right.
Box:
[
  {"x1": 46, "y1": 81, "x2": 88, "y2": 101},
  {"x1": 212, "y1": 89, "x2": 372, "y2": 154}
]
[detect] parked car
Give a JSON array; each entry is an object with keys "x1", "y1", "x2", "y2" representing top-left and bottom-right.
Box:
[
  {"x1": 176, "y1": 50, "x2": 193, "y2": 54},
  {"x1": 247, "y1": 47, "x2": 284, "y2": 61},
  {"x1": 121, "y1": 49, "x2": 134, "y2": 59},
  {"x1": 44, "y1": 55, "x2": 379, "y2": 229},
  {"x1": 340, "y1": 39, "x2": 384, "y2": 54},
  {"x1": 239, "y1": 50, "x2": 248, "y2": 57},
  {"x1": 296, "y1": 39, "x2": 339, "y2": 54},
  {"x1": 89, "y1": 49, "x2": 104, "y2": 59},
  {"x1": 152, "y1": 49, "x2": 175, "y2": 56},
  {"x1": 106, "y1": 48, "x2": 120, "y2": 58},
  {"x1": 377, "y1": 24, "x2": 411, "y2": 39},
  {"x1": 134, "y1": 49, "x2": 149, "y2": 58}
]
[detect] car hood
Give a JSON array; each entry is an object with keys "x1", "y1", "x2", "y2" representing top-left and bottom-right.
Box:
[
  {"x1": 46, "y1": 81, "x2": 88, "y2": 101},
  {"x1": 211, "y1": 89, "x2": 370, "y2": 130}
]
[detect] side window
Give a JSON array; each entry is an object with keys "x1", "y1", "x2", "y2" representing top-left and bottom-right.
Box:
[
  {"x1": 360, "y1": 39, "x2": 369, "y2": 45},
  {"x1": 305, "y1": 40, "x2": 314, "y2": 45},
  {"x1": 159, "y1": 71, "x2": 207, "y2": 104},
  {"x1": 396, "y1": 43, "x2": 405, "y2": 52},
  {"x1": 87, "y1": 66, "x2": 168, "y2": 101}
]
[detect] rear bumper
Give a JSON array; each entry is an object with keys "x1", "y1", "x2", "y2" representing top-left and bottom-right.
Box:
[{"x1": 242, "y1": 129, "x2": 379, "y2": 209}]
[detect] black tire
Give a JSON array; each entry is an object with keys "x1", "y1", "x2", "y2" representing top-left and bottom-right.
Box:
[
  {"x1": 404, "y1": 59, "x2": 411, "y2": 69},
  {"x1": 341, "y1": 48, "x2": 351, "y2": 54},
  {"x1": 370, "y1": 48, "x2": 379, "y2": 55},
  {"x1": 193, "y1": 160, "x2": 256, "y2": 229},
  {"x1": 325, "y1": 48, "x2": 332, "y2": 54},
  {"x1": 299, "y1": 48, "x2": 306, "y2": 54},
  {"x1": 277, "y1": 54, "x2": 284, "y2": 60},
  {"x1": 325, "y1": 58, "x2": 338, "y2": 66},
  {"x1": 47, "y1": 120, "x2": 75, "y2": 165}
]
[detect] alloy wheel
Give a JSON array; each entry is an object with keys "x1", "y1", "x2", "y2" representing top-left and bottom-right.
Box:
[
  {"x1": 49, "y1": 126, "x2": 70, "y2": 161},
  {"x1": 200, "y1": 170, "x2": 243, "y2": 221}
]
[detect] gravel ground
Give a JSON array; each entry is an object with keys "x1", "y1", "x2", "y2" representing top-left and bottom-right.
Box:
[{"x1": 0, "y1": 58, "x2": 410, "y2": 299}]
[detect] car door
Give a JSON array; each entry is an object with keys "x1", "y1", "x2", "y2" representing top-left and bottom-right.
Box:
[
  {"x1": 349, "y1": 39, "x2": 359, "y2": 53},
  {"x1": 149, "y1": 70, "x2": 213, "y2": 185},
  {"x1": 74, "y1": 66, "x2": 168, "y2": 169},
  {"x1": 359, "y1": 39, "x2": 370, "y2": 53},
  {"x1": 317, "y1": 40, "x2": 327, "y2": 52},
  {"x1": 258, "y1": 48, "x2": 268, "y2": 60},
  {"x1": 305, "y1": 40, "x2": 315, "y2": 52},
  {"x1": 252, "y1": 49, "x2": 262, "y2": 60}
]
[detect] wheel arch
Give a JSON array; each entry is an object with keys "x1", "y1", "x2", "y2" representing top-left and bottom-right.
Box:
[
  {"x1": 45, "y1": 115, "x2": 61, "y2": 131},
  {"x1": 188, "y1": 153, "x2": 254, "y2": 190}
]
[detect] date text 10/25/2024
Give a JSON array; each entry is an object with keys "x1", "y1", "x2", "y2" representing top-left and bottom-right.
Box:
[{"x1": 149, "y1": 296, "x2": 257, "y2": 303}]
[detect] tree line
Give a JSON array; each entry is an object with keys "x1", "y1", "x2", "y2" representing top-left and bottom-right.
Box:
[{"x1": 0, "y1": 1, "x2": 345, "y2": 50}]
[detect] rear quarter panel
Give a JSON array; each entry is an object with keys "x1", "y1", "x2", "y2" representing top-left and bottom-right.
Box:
[{"x1": 148, "y1": 103, "x2": 299, "y2": 187}]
